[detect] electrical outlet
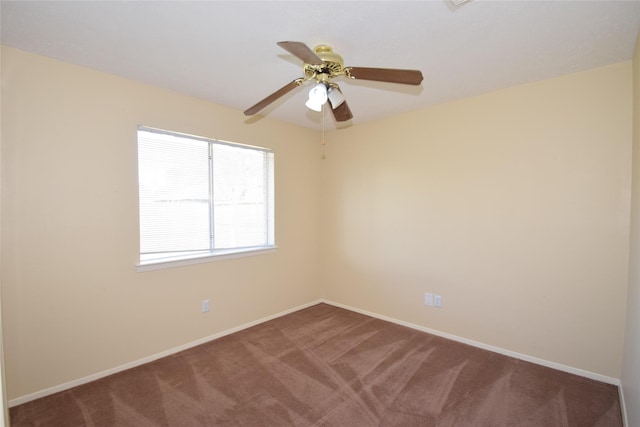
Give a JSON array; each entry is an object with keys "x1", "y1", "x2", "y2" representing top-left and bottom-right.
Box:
[
  {"x1": 434, "y1": 294, "x2": 442, "y2": 308},
  {"x1": 424, "y1": 293, "x2": 434, "y2": 307},
  {"x1": 202, "y1": 299, "x2": 210, "y2": 313}
]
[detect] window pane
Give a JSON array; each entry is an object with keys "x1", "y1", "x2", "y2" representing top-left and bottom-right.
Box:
[
  {"x1": 212, "y1": 144, "x2": 268, "y2": 249},
  {"x1": 138, "y1": 130, "x2": 210, "y2": 254}
]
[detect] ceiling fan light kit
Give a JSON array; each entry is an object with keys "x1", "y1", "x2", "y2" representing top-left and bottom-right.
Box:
[
  {"x1": 244, "y1": 41, "x2": 424, "y2": 123},
  {"x1": 305, "y1": 83, "x2": 346, "y2": 112}
]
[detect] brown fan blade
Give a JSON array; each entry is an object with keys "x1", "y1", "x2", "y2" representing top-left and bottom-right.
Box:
[
  {"x1": 244, "y1": 79, "x2": 303, "y2": 116},
  {"x1": 346, "y1": 67, "x2": 423, "y2": 85},
  {"x1": 277, "y1": 41, "x2": 323, "y2": 65},
  {"x1": 331, "y1": 100, "x2": 353, "y2": 122}
]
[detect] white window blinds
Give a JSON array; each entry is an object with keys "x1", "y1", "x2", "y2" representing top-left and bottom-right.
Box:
[{"x1": 137, "y1": 127, "x2": 274, "y2": 264}]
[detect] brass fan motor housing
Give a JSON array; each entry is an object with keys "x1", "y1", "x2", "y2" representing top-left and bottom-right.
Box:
[{"x1": 303, "y1": 45, "x2": 345, "y2": 82}]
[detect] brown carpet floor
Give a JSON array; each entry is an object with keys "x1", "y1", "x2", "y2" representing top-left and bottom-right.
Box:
[{"x1": 10, "y1": 303, "x2": 622, "y2": 426}]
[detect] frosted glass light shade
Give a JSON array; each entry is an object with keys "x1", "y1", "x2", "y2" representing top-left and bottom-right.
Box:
[
  {"x1": 327, "y1": 87, "x2": 345, "y2": 108},
  {"x1": 306, "y1": 83, "x2": 328, "y2": 111}
]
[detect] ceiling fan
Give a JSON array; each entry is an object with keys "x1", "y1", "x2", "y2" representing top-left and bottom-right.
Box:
[{"x1": 244, "y1": 41, "x2": 424, "y2": 123}]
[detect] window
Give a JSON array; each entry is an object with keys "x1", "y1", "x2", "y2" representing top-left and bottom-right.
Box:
[{"x1": 137, "y1": 127, "x2": 275, "y2": 270}]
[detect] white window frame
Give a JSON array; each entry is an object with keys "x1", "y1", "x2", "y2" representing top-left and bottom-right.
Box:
[{"x1": 136, "y1": 126, "x2": 276, "y2": 272}]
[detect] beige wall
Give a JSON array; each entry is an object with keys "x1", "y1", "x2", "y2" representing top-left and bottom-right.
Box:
[
  {"x1": 1, "y1": 44, "x2": 634, "y2": 405},
  {"x1": 1, "y1": 46, "x2": 322, "y2": 400},
  {"x1": 0, "y1": 40, "x2": 7, "y2": 427},
  {"x1": 321, "y1": 62, "x2": 632, "y2": 378},
  {"x1": 621, "y1": 32, "x2": 640, "y2": 426}
]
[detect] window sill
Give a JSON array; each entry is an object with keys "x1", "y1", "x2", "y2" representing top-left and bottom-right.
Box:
[{"x1": 136, "y1": 246, "x2": 278, "y2": 272}]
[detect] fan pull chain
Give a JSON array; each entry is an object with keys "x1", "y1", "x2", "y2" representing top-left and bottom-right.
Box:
[{"x1": 321, "y1": 103, "x2": 326, "y2": 160}]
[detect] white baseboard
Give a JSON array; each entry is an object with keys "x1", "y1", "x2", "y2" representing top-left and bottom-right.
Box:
[
  {"x1": 322, "y1": 299, "x2": 622, "y2": 386},
  {"x1": 619, "y1": 385, "x2": 628, "y2": 427},
  {"x1": 8, "y1": 299, "x2": 323, "y2": 408},
  {"x1": 10, "y1": 298, "x2": 623, "y2": 410}
]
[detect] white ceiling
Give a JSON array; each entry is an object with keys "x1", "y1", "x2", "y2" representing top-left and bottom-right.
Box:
[{"x1": 2, "y1": 1, "x2": 640, "y2": 130}]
